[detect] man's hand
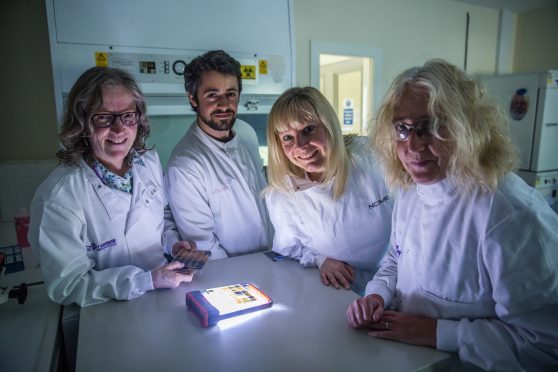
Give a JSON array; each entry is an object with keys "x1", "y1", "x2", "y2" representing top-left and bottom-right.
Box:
[{"x1": 367, "y1": 311, "x2": 437, "y2": 348}]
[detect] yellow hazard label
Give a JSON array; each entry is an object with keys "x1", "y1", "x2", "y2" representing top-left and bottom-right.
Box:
[
  {"x1": 241, "y1": 65, "x2": 256, "y2": 80},
  {"x1": 95, "y1": 52, "x2": 108, "y2": 67},
  {"x1": 259, "y1": 60, "x2": 268, "y2": 75}
]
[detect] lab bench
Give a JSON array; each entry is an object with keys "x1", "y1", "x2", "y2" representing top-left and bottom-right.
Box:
[
  {"x1": 76, "y1": 252, "x2": 451, "y2": 372},
  {"x1": 1, "y1": 218, "x2": 452, "y2": 371}
]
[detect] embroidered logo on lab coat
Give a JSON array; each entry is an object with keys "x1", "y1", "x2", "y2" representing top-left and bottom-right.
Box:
[
  {"x1": 368, "y1": 194, "x2": 390, "y2": 209},
  {"x1": 86, "y1": 238, "x2": 117, "y2": 252},
  {"x1": 212, "y1": 177, "x2": 234, "y2": 195}
]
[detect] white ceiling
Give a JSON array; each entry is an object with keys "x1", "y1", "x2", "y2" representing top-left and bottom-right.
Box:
[{"x1": 453, "y1": 0, "x2": 558, "y2": 13}]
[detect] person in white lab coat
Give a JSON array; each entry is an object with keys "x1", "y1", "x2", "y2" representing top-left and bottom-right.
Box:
[
  {"x1": 346, "y1": 59, "x2": 558, "y2": 370},
  {"x1": 29, "y1": 67, "x2": 194, "y2": 307},
  {"x1": 164, "y1": 50, "x2": 271, "y2": 260},
  {"x1": 264, "y1": 87, "x2": 392, "y2": 295}
]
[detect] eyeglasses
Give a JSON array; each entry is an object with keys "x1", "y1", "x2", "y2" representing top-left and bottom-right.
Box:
[
  {"x1": 91, "y1": 111, "x2": 140, "y2": 128},
  {"x1": 392, "y1": 120, "x2": 432, "y2": 142}
]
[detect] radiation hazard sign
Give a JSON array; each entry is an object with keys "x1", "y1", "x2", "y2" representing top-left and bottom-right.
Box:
[{"x1": 95, "y1": 52, "x2": 108, "y2": 67}]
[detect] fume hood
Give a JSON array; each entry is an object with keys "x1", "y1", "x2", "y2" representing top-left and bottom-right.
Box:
[{"x1": 46, "y1": 0, "x2": 295, "y2": 166}]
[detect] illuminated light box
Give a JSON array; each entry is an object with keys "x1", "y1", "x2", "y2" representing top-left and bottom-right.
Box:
[{"x1": 186, "y1": 283, "x2": 273, "y2": 328}]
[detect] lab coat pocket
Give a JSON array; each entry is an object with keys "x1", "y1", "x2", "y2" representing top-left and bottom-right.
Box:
[{"x1": 421, "y1": 289, "x2": 495, "y2": 319}]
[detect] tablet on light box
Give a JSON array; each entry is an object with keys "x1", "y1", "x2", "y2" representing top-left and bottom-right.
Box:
[{"x1": 186, "y1": 283, "x2": 272, "y2": 328}]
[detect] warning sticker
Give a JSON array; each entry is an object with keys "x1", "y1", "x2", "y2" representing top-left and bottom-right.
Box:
[
  {"x1": 241, "y1": 65, "x2": 257, "y2": 80},
  {"x1": 95, "y1": 52, "x2": 108, "y2": 67},
  {"x1": 259, "y1": 60, "x2": 268, "y2": 75}
]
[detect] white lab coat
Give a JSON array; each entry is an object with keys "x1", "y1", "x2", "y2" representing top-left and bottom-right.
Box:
[
  {"x1": 367, "y1": 174, "x2": 558, "y2": 370},
  {"x1": 164, "y1": 119, "x2": 271, "y2": 259},
  {"x1": 266, "y1": 138, "x2": 393, "y2": 274},
  {"x1": 29, "y1": 150, "x2": 170, "y2": 307}
]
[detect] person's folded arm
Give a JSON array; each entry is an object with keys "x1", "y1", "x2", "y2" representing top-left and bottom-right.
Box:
[{"x1": 30, "y1": 201, "x2": 154, "y2": 307}]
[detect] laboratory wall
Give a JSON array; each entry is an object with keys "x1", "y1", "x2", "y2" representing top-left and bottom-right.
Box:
[
  {"x1": 0, "y1": 0, "x2": 59, "y2": 162},
  {"x1": 1, "y1": 0, "x2": 558, "y2": 164},
  {"x1": 293, "y1": 0, "x2": 500, "y2": 91},
  {"x1": 513, "y1": 5, "x2": 558, "y2": 72}
]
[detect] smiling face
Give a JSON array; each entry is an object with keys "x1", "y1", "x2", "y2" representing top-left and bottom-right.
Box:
[
  {"x1": 189, "y1": 70, "x2": 239, "y2": 141},
  {"x1": 89, "y1": 85, "x2": 137, "y2": 175},
  {"x1": 278, "y1": 121, "x2": 329, "y2": 181},
  {"x1": 394, "y1": 85, "x2": 447, "y2": 185}
]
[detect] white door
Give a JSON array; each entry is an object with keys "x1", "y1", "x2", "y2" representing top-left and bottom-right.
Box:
[
  {"x1": 311, "y1": 41, "x2": 382, "y2": 135},
  {"x1": 319, "y1": 55, "x2": 367, "y2": 134}
]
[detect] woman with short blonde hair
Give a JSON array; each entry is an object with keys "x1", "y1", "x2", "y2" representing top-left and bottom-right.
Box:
[
  {"x1": 267, "y1": 86, "x2": 350, "y2": 199},
  {"x1": 265, "y1": 87, "x2": 392, "y2": 295}
]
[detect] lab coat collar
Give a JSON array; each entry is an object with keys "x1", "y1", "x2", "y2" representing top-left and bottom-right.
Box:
[
  {"x1": 192, "y1": 121, "x2": 238, "y2": 152},
  {"x1": 80, "y1": 158, "x2": 129, "y2": 221},
  {"x1": 130, "y1": 154, "x2": 152, "y2": 186},
  {"x1": 416, "y1": 178, "x2": 456, "y2": 205},
  {"x1": 125, "y1": 155, "x2": 160, "y2": 232},
  {"x1": 288, "y1": 173, "x2": 331, "y2": 192}
]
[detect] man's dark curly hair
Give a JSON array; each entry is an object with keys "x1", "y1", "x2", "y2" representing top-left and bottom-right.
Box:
[{"x1": 183, "y1": 50, "x2": 242, "y2": 111}]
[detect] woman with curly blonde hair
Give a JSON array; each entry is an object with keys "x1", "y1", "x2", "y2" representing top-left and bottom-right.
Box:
[{"x1": 347, "y1": 59, "x2": 558, "y2": 370}]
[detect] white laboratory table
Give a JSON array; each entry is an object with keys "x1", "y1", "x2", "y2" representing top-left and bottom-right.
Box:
[
  {"x1": 0, "y1": 222, "x2": 61, "y2": 372},
  {"x1": 76, "y1": 252, "x2": 451, "y2": 372}
]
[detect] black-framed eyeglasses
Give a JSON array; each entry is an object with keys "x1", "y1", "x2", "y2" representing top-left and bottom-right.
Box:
[
  {"x1": 91, "y1": 111, "x2": 140, "y2": 128},
  {"x1": 392, "y1": 120, "x2": 432, "y2": 142}
]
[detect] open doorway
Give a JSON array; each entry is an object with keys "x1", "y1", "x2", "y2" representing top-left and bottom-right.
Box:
[{"x1": 311, "y1": 41, "x2": 382, "y2": 135}]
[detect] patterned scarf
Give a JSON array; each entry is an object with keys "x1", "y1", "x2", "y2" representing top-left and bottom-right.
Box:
[{"x1": 90, "y1": 150, "x2": 145, "y2": 193}]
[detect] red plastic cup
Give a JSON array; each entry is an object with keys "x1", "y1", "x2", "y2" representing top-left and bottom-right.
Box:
[{"x1": 15, "y1": 215, "x2": 30, "y2": 247}]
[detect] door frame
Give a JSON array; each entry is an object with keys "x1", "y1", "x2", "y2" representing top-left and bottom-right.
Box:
[{"x1": 310, "y1": 40, "x2": 383, "y2": 129}]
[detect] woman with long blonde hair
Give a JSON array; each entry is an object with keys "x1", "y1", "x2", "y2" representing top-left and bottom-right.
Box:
[{"x1": 347, "y1": 59, "x2": 558, "y2": 370}]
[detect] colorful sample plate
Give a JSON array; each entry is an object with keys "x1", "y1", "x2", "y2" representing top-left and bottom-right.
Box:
[{"x1": 173, "y1": 250, "x2": 211, "y2": 272}]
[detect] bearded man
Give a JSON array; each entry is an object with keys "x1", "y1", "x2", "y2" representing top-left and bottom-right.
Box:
[{"x1": 164, "y1": 50, "x2": 272, "y2": 259}]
